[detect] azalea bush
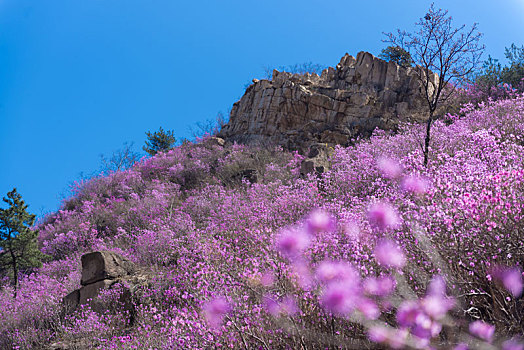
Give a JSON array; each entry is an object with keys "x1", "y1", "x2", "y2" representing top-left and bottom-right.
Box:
[
  {"x1": 264, "y1": 204, "x2": 523, "y2": 349},
  {"x1": 460, "y1": 81, "x2": 524, "y2": 106},
  {"x1": 0, "y1": 96, "x2": 523, "y2": 349}
]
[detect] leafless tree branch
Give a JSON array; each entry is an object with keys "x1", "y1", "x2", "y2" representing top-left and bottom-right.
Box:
[{"x1": 383, "y1": 3, "x2": 484, "y2": 166}]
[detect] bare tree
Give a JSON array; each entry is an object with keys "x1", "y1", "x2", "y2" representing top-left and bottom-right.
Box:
[
  {"x1": 189, "y1": 111, "x2": 228, "y2": 139},
  {"x1": 263, "y1": 62, "x2": 326, "y2": 80},
  {"x1": 384, "y1": 3, "x2": 484, "y2": 166},
  {"x1": 100, "y1": 142, "x2": 141, "y2": 173}
]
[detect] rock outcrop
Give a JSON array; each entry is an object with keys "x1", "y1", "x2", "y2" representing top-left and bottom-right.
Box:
[
  {"x1": 80, "y1": 251, "x2": 137, "y2": 286},
  {"x1": 219, "y1": 52, "x2": 438, "y2": 151},
  {"x1": 63, "y1": 251, "x2": 145, "y2": 315},
  {"x1": 50, "y1": 253, "x2": 150, "y2": 349},
  {"x1": 300, "y1": 143, "x2": 332, "y2": 176}
]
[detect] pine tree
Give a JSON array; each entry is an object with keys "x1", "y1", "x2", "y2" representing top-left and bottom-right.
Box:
[
  {"x1": 0, "y1": 188, "x2": 46, "y2": 297},
  {"x1": 379, "y1": 46, "x2": 413, "y2": 67},
  {"x1": 143, "y1": 127, "x2": 176, "y2": 156}
]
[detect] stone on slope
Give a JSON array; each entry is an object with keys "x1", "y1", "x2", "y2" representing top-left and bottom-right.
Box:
[{"x1": 81, "y1": 251, "x2": 136, "y2": 286}]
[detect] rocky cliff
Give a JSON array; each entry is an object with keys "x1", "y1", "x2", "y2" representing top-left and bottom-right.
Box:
[{"x1": 219, "y1": 51, "x2": 437, "y2": 151}]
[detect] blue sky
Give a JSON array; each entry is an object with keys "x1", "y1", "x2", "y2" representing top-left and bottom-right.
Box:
[{"x1": 1, "y1": 0, "x2": 523, "y2": 218}]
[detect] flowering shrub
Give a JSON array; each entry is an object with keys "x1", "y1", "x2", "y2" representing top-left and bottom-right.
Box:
[
  {"x1": 269, "y1": 207, "x2": 522, "y2": 349},
  {"x1": 455, "y1": 81, "x2": 523, "y2": 108},
  {"x1": 0, "y1": 96, "x2": 523, "y2": 348}
]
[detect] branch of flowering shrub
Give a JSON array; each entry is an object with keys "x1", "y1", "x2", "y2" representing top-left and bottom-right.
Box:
[
  {"x1": 224, "y1": 315, "x2": 250, "y2": 350},
  {"x1": 268, "y1": 316, "x2": 374, "y2": 350},
  {"x1": 242, "y1": 323, "x2": 271, "y2": 350}
]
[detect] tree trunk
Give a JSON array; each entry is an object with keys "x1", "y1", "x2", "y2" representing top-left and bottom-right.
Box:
[
  {"x1": 423, "y1": 111, "x2": 434, "y2": 167},
  {"x1": 9, "y1": 247, "x2": 18, "y2": 298},
  {"x1": 7, "y1": 232, "x2": 18, "y2": 298}
]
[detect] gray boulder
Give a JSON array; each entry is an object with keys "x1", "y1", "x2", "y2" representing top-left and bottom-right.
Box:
[
  {"x1": 81, "y1": 251, "x2": 136, "y2": 286},
  {"x1": 63, "y1": 251, "x2": 145, "y2": 319}
]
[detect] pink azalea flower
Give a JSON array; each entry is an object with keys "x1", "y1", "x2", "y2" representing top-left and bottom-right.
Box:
[
  {"x1": 280, "y1": 296, "x2": 298, "y2": 316},
  {"x1": 363, "y1": 275, "x2": 396, "y2": 297},
  {"x1": 356, "y1": 297, "x2": 380, "y2": 320},
  {"x1": 276, "y1": 227, "x2": 310, "y2": 258},
  {"x1": 306, "y1": 209, "x2": 336, "y2": 234},
  {"x1": 374, "y1": 239, "x2": 406, "y2": 268},
  {"x1": 396, "y1": 300, "x2": 421, "y2": 327},
  {"x1": 422, "y1": 275, "x2": 455, "y2": 319},
  {"x1": 262, "y1": 296, "x2": 280, "y2": 316},
  {"x1": 203, "y1": 297, "x2": 230, "y2": 329},
  {"x1": 316, "y1": 260, "x2": 358, "y2": 284},
  {"x1": 377, "y1": 156, "x2": 402, "y2": 179},
  {"x1": 469, "y1": 320, "x2": 495, "y2": 342},
  {"x1": 427, "y1": 275, "x2": 447, "y2": 296},
  {"x1": 411, "y1": 314, "x2": 442, "y2": 339},
  {"x1": 401, "y1": 175, "x2": 429, "y2": 195},
  {"x1": 421, "y1": 295, "x2": 455, "y2": 320},
  {"x1": 495, "y1": 267, "x2": 523, "y2": 297},
  {"x1": 397, "y1": 300, "x2": 443, "y2": 340},
  {"x1": 368, "y1": 325, "x2": 389, "y2": 343},
  {"x1": 368, "y1": 326, "x2": 408, "y2": 349},
  {"x1": 502, "y1": 339, "x2": 524, "y2": 350},
  {"x1": 262, "y1": 295, "x2": 298, "y2": 316},
  {"x1": 320, "y1": 281, "x2": 359, "y2": 315},
  {"x1": 367, "y1": 202, "x2": 400, "y2": 231}
]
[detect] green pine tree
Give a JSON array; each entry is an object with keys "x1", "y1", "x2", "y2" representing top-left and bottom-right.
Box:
[
  {"x1": 0, "y1": 188, "x2": 46, "y2": 297},
  {"x1": 143, "y1": 127, "x2": 176, "y2": 156},
  {"x1": 379, "y1": 46, "x2": 414, "y2": 68}
]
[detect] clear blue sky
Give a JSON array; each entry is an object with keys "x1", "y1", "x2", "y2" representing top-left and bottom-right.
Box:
[{"x1": 1, "y1": 0, "x2": 523, "y2": 218}]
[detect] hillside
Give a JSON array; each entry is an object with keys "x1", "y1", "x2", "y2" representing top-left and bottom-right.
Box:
[{"x1": 1, "y1": 96, "x2": 523, "y2": 349}]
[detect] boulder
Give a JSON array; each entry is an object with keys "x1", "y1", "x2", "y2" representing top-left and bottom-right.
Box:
[
  {"x1": 64, "y1": 280, "x2": 121, "y2": 313},
  {"x1": 300, "y1": 143, "x2": 332, "y2": 176},
  {"x1": 81, "y1": 251, "x2": 136, "y2": 286},
  {"x1": 204, "y1": 136, "x2": 226, "y2": 147},
  {"x1": 233, "y1": 169, "x2": 259, "y2": 184},
  {"x1": 63, "y1": 251, "x2": 145, "y2": 319}
]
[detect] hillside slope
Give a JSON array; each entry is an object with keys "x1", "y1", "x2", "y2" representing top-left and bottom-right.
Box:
[{"x1": 1, "y1": 97, "x2": 523, "y2": 349}]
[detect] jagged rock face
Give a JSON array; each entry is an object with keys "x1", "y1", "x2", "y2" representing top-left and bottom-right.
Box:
[{"x1": 219, "y1": 52, "x2": 437, "y2": 151}]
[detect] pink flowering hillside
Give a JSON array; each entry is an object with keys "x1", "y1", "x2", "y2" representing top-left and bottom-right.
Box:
[{"x1": 1, "y1": 97, "x2": 523, "y2": 349}]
